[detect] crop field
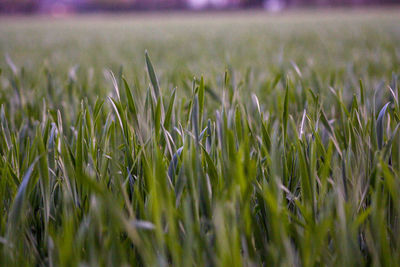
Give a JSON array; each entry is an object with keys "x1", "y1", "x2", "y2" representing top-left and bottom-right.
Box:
[{"x1": 1, "y1": 10, "x2": 400, "y2": 266}]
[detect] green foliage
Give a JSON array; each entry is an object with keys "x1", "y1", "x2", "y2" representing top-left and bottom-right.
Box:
[{"x1": 1, "y1": 11, "x2": 400, "y2": 267}]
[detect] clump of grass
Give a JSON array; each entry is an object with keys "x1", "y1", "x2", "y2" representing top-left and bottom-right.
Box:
[
  {"x1": 1, "y1": 50, "x2": 400, "y2": 266},
  {"x1": 1, "y1": 12, "x2": 400, "y2": 266}
]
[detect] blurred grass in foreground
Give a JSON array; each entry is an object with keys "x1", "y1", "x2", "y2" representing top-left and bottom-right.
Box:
[{"x1": 1, "y1": 10, "x2": 400, "y2": 266}]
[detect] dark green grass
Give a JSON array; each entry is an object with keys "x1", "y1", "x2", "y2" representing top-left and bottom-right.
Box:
[{"x1": 1, "y1": 10, "x2": 400, "y2": 266}]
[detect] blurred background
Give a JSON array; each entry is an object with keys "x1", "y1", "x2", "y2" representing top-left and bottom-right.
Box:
[{"x1": 1, "y1": 0, "x2": 399, "y2": 15}]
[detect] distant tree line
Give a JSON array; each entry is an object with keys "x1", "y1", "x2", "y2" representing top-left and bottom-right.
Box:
[{"x1": 1, "y1": 0, "x2": 399, "y2": 14}]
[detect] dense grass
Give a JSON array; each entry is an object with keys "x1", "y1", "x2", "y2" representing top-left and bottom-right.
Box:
[{"x1": 1, "y1": 10, "x2": 400, "y2": 266}]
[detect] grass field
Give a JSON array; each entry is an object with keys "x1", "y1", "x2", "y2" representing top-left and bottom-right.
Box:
[{"x1": 1, "y1": 10, "x2": 400, "y2": 266}]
